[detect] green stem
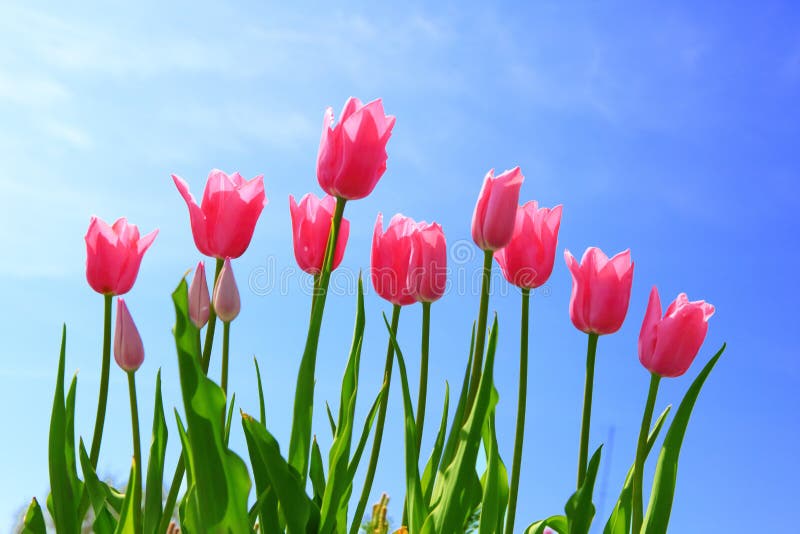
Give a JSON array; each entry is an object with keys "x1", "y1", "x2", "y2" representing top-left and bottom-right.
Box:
[
  {"x1": 415, "y1": 301, "x2": 431, "y2": 455},
  {"x1": 505, "y1": 287, "x2": 530, "y2": 534},
  {"x1": 466, "y1": 249, "x2": 494, "y2": 414},
  {"x1": 288, "y1": 198, "x2": 347, "y2": 482},
  {"x1": 158, "y1": 258, "x2": 224, "y2": 534},
  {"x1": 577, "y1": 332, "x2": 599, "y2": 488},
  {"x1": 89, "y1": 293, "x2": 113, "y2": 467},
  {"x1": 201, "y1": 257, "x2": 225, "y2": 374},
  {"x1": 127, "y1": 371, "x2": 143, "y2": 534},
  {"x1": 350, "y1": 304, "x2": 400, "y2": 534},
  {"x1": 221, "y1": 321, "x2": 230, "y2": 396},
  {"x1": 632, "y1": 373, "x2": 661, "y2": 533}
]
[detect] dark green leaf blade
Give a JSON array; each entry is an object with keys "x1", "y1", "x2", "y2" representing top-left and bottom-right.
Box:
[
  {"x1": 144, "y1": 370, "x2": 168, "y2": 534},
  {"x1": 20, "y1": 498, "x2": 46, "y2": 534}
]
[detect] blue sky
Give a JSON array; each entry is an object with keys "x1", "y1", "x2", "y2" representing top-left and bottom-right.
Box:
[{"x1": 1, "y1": 0, "x2": 798, "y2": 531}]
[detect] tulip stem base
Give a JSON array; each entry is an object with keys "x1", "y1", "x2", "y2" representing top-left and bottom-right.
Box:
[
  {"x1": 350, "y1": 304, "x2": 400, "y2": 534},
  {"x1": 578, "y1": 332, "x2": 599, "y2": 488},
  {"x1": 506, "y1": 287, "x2": 530, "y2": 534},
  {"x1": 89, "y1": 293, "x2": 113, "y2": 467},
  {"x1": 632, "y1": 373, "x2": 661, "y2": 533},
  {"x1": 467, "y1": 249, "x2": 494, "y2": 414},
  {"x1": 415, "y1": 301, "x2": 431, "y2": 454},
  {"x1": 127, "y1": 371, "x2": 143, "y2": 533}
]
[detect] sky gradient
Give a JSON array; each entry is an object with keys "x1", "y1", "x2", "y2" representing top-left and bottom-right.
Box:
[{"x1": 1, "y1": 1, "x2": 798, "y2": 532}]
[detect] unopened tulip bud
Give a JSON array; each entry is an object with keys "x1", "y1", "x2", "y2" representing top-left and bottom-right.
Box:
[
  {"x1": 114, "y1": 298, "x2": 144, "y2": 372},
  {"x1": 213, "y1": 257, "x2": 240, "y2": 322},
  {"x1": 188, "y1": 261, "x2": 210, "y2": 328},
  {"x1": 471, "y1": 167, "x2": 524, "y2": 251}
]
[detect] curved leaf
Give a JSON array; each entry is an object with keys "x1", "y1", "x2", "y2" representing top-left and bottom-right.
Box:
[{"x1": 144, "y1": 370, "x2": 168, "y2": 534}]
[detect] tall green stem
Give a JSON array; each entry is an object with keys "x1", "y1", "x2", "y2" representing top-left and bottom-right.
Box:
[
  {"x1": 350, "y1": 304, "x2": 401, "y2": 534},
  {"x1": 577, "y1": 332, "x2": 599, "y2": 488},
  {"x1": 201, "y1": 258, "x2": 225, "y2": 374},
  {"x1": 89, "y1": 293, "x2": 113, "y2": 467},
  {"x1": 415, "y1": 301, "x2": 431, "y2": 454},
  {"x1": 221, "y1": 321, "x2": 230, "y2": 396},
  {"x1": 505, "y1": 288, "x2": 530, "y2": 534},
  {"x1": 632, "y1": 373, "x2": 661, "y2": 533},
  {"x1": 158, "y1": 258, "x2": 223, "y2": 534},
  {"x1": 466, "y1": 250, "x2": 494, "y2": 413},
  {"x1": 127, "y1": 371, "x2": 143, "y2": 534},
  {"x1": 288, "y1": 198, "x2": 347, "y2": 482}
]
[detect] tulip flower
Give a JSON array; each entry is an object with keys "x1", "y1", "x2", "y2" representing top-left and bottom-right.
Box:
[
  {"x1": 85, "y1": 216, "x2": 158, "y2": 296},
  {"x1": 471, "y1": 167, "x2": 524, "y2": 251},
  {"x1": 114, "y1": 298, "x2": 144, "y2": 372},
  {"x1": 371, "y1": 213, "x2": 418, "y2": 306},
  {"x1": 188, "y1": 261, "x2": 210, "y2": 329},
  {"x1": 317, "y1": 97, "x2": 396, "y2": 200},
  {"x1": 630, "y1": 287, "x2": 715, "y2": 532},
  {"x1": 172, "y1": 169, "x2": 267, "y2": 259},
  {"x1": 289, "y1": 193, "x2": 350, "y2": 275},
  {"x1": 565, "y1": 247, "x2": 633, "y2": 489},
  {"x1": 564, "y1": 247, "x2": 634, "y2": 335},
  {"x1": 408, "y1": 221, "x2": 447, "y2": 303},
  {"x1": 213, "y1": 257, "x2": 240, "y2": 323},
  {"x1": 496, "y1": 202, "x2": 561, "y2": 534},
  {"x1": 638, "y1": 287, "x2": 715, "y2": 378},
  {"x1": 495, "y1": 202, "x2": 563, "y2": 289}
]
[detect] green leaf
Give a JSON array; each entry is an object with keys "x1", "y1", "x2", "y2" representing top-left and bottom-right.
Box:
[
  {"x1": 144, "y1": 370, "x2": 168, "y2": 534},
  {"x1": 421, "y1": 382, "x2": 449, "y2": 506},
  {"x1": 64, "y1": 373, "x2": 84, "y2": 508},
  {"x1": 384, "y1": 313, "x2": 428, "y2": 533},
  {"x1": 425, "y1": 316, "x2": 499, "y2": 534},
  {"x1": 78, "y1": 440, "x2": 118, "y2": 533},
  {"x1": 319, "y1": 275, "x2": 367, "y2": 534},
  {"x1": 242, "y1": 412, "x2": 314, "y2": 534},
  {"x1": 20, "y1": 498, "x2": 46, "y2": 534},
  {"x1": 254, "y1": 356, "x2": 267, "y2": 425},
  {"x1": 325, "y1": 401, "x2": 337, "y2": 438},
  {"x1": 603, "y1": 405, "x2": 672, "y2": 534},
  {"x1": 310, "y1": 437, "x2": 326, "y2": 507},
  {"x1": 114, "y1": 460, "x2": 138, "y2": 534},
  {"x1": 643, "y1": 344, "x2": 726, "y2": 534},
  {"x1": 225, "y1": 392, "x2": 237, "y2": 445},
  {"x1": 248, "y1": 487, "x2": 280, "y2": 534},
  {"x1": 565, "y1": 445, "x2": 603, "y2": 534},
  {"x1": 479, "y1": 402, "x2": 509, "y2": 534},
  {"x1": 48, "y1": 325, "x2": 78, "y2": 534},
  {"x1": 171, "y1": 279, "x2": 251, "y2": 531},
  {"x1": 524, "y1": 515, "x2": 568, "y2": 534},
  {"x1": 346, "y1": 382, "x2": 386, "y2": 481}
]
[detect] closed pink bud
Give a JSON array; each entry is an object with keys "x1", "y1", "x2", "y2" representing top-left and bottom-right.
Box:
[
  {"x1": 471, "y1": 167, "x2": 525, "y2": 251},
  {"x1": 371, "y1": 213, "x2": 417, "y2": 306},
  {"x1": 495, "y1": 201, "x2": 562, "y2": 289},
  {"x1": 188, "y1": 261, "x2": 210, "y2": 328},
  {"x1": 317, "y1": 97, "x2": 396, "y2": 200},
  {"x1": 213, "y1": 257, "x2": 240, "y2": 322},
  {"x1": 289, "y1": 193, "x2": 350, "y2": 275},
  {"x1": 408, "y1": 222, "x2": 447, "y2": 302},
  {"x1": 638, "y1": 287, "x2": 715, "y2": 377},
  {"x1": 172, "y1": 169, "x2": 267, "y2": 259},
  {"x1": 565, "y1": 247, "x2": 634, "y2": 335},
  {"x1": 85, "y1": 216, "x2": 158, "y2": 295},
  {"x1": 114, "y1": 298, "x2": 144, "y2": 372}
]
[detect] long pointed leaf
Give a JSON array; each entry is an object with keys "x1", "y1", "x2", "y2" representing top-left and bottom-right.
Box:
[
  {"x1": 565, "y1": 445, "x2": 603, "y2": 534},
  {"x1": 21, "y1": 498, "x2": 46, "y2": 534},
  {"x1": 78, "y1": 440, "x2": 118, "y2": 533},
  {"x1": 421, "y1": 382, "x2": 449, "y2": 505},
  {"x1": 643, "y1": 344, "x2": 726, "y2": 534},
  {"x1": 144, "y1": 370, "x2": 168, "y2": 534},
  {"x1": 254, "y1": 356, "x2": 267, "y2": 425},
  {"x1": 114, "y1": 460, "x2": 138, "y2": 534},
  {"x1": 479, "y1": 403, "x2": 508, "y2": 534}
]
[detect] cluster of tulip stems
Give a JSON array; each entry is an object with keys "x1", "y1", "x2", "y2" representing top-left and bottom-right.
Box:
[{"x1": 22, "y1": 97, "x2": 724, "y2": 534}]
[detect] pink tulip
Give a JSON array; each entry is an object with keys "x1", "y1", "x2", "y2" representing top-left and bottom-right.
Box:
[
  {"x1": 371, "y1": 213, "x2": 417, "y2": 306},
  {"x1": 408, "y1": 222, "x2": 447, "y2": 303},
  {"x1": 471, "y1": 167, "x2": 525, "y2": 251},
  {"x1": 638, "y1": 287, "x2": 715, "y2": 377},
  {"x1": 85, "y1": 216, "x2": 158, "y2": 295},
  {"x1": 565, "y1": 247, "x2": 634, "y2": 335},
  {"x1": 317, "y1": 97, "x2": 396, "y2": 200},
  {"x1": 188, "y1": 261, "x2": 210, "y2": 328},
  {"x1": 114, "y1": 298, "x2": 144, "y2": 372},
  {"x1": 289, "y1": 193, "x2": 350, "y2": 275},
  {"x1": 172, "y1": 169, "x2": 267, "y2": 259},
  {"x1": 495, "y1": 201, "x2": 562, "y2": 289},
  {"x1": 213, "y1": 257, "x2": 240, "y2": 322}
]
